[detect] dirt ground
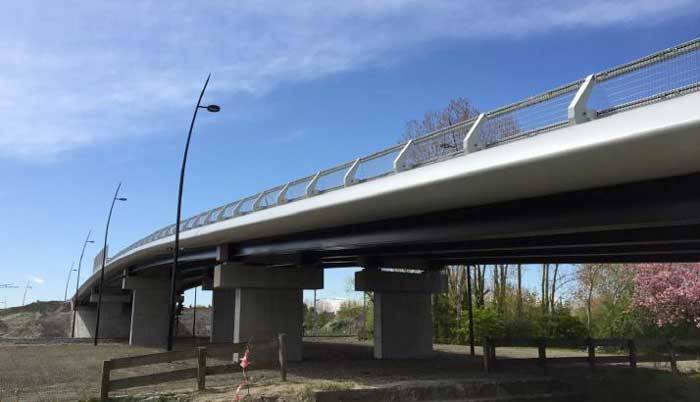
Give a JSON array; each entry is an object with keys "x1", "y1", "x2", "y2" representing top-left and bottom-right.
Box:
[{"x1": 1, "y1": 337, "x2": 699, "y2": 401}]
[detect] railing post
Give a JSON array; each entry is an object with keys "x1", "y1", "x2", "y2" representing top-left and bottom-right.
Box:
[
  {"x1": 196, "y1": 346, "x2": 207, "y2": 391},
  {"x1": 276, "y1": 182, "x2": 291, "y2": 205},
  {"x1": 463, "y1": 113, "x2": 485, "y2": 153},
  {"x1": 628, "y1": 339, "x2": 637, "y2": 368},
  {"x1": 252, "y1": 192, "x2": 266, "y2": 211},
  {"x1": 344, "y1": 158, "x2": 361, "y2": 186},
  {"x1": 568, "y1": 74, "x2": 596, "y2": 124},
  {"x1": 668, "y1": 340, "x2": 679, "y2": 375},
  {"x1": 587, "y1": 337, "x2": 596, "y2": 371},
  {"x1": 99, "y1": 360, "x2": 111, "y2": 401},
  {"x1": 232, "y1": 199, "x2": 245, "y2": 217},
  {"x1": 393, "y1": 140, "x2": 414, "y2": 172},
  {"x1": 278, "y1": 333, "x2": 288, "y2": 381},
  {"x1": 305, "y1": 171, "x2": 321, "y2": 197},
  {"x1": 538, "y1": 338, "x2": 547, "y2": 372}
]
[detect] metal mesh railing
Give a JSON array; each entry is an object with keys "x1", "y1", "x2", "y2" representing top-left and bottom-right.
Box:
[
  {"x1": 591, "y1": 39, "x2": 700, "y2": 116},
  {"x1": 410, "y1": 119, "x2": 475, "y2": 166},
  {"x1": 479, "y1": 82, "x2": 581, "y2": 148},
  {"x1": 109, "y1": 38, "x2": 700, "y2": 261},
  {"x1": 316, "y1": 163, "x2": 353, "y2": 193},
  {"x1": 355, "y1": 146, "x2": 404, "y2": 182}
]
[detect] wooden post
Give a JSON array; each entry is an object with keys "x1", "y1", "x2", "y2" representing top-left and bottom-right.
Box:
[
  {"x1": 278, "y1": 333, "x2": 288, "y2": 381},
  {"x1": 628, "y1": 339, "x2": 637, "y2": 368},
  {"x1": 587, "y1": 338, "x2": 596, "y2": 371},
  {"x1": 483, "y1": 337, "x2": 493, "y2": 373},
  {"x1": 538, "y1": 339, "x2": 547, "y2": 372},
  {"x1": 668, "y1": 340, "x2": 678, "y2": 375},
  {"x1": 196, "y1": 347, "x2": 207, "y2": 391},
  {"x1": 99, "y1": 360, "x2": 111, "y2": 401}
]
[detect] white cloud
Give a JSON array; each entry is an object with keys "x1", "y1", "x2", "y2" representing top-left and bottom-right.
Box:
[
  {"x1": 27, "y1": 275, "x2": 45, "y2": 285},
  {"x1": 0, "y1": 0, "x2": 695, "y2": 160}
]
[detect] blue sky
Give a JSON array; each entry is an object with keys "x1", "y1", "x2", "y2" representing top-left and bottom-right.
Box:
[{"x1": 1, "y1": 1, "x2": 699, "y2": 308}]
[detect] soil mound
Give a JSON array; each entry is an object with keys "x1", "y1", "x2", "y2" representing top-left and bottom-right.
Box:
[{"x1": 0, "y1": 301, "x2": 72, "y2": 338}]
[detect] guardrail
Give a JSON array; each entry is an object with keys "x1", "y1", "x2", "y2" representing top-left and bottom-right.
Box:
[
  {"x1": 110, "y1": 38, "x2": 700, "y2": 262},
  {"x1": 482, "y1": 337, "x2": 695, "y2": 375},
  {"x1": 99, "y1": 334, "x2": 288, "y2": 400}
]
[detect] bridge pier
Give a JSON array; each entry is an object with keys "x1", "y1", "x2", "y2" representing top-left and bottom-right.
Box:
[
  {"x1": 235, "y1": 288, "x2": 303, "y2": 361},
  {"x1": 214, "y1": 262, "x2": 323, "y2": 361},
  {"x1": 72, "y1": 299, "x2": 131, "y2": 339},
  {"x1": 356, "y1": 270, "x2": 446, "y2": 359},
  {"x1": 210, "y1": 289, "x2": 236, "y2": 343},
  {"x1": 123, "y1": 273, "x2": 170, "y2": 346}
]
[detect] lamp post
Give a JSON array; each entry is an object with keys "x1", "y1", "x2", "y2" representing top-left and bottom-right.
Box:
[
  {"x1": 63, "y1": 262, "x2": 76, "y2": 301},
  {"x1": 94, "y1": 182, "x2": 127, "y2": 346},
  {"x1": 71, "y1": 230, "x2": 95, "y2": 337},
  {"x1": 167, "y1": 74, "x2": 220, "y2": 351},
  {"x1": 192, "y1": 286, "x2": 197, "y2": 342},
  {"x1": 22, "y1": 280, "x2": 32, "y2": 306}
]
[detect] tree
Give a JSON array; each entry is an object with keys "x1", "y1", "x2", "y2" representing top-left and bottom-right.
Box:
[
  {"x1": 492, "y1": 264, "x2": 509, "y2": 316},
  {"x1": 575, "y1": 264, "x2": 604, "y2": 335},
  {"x1": 403, "y1": 97, "x2": 479, "y2": 164},
  {"x1": 446, "y1": 265, "x2": 467, "y2": 319},
  {"x1": 633, "y1": 263, "x2": 700, "y2": 329},
  {"x1": 404, "y1": 97, "x2": 479, "y2": 140},
  {"x1": 516, "y1": 264, "x2": 523, "y2": 315},
  {"x1": 473, "y1": 264, "x2": 487, "y2": 309}
]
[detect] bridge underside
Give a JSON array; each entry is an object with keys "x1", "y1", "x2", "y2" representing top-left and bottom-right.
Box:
[
  {"x1": 225, "y1": 172, "x2": 700, "y2": 267},
  {"x1": 92, "y1": 171, "x2": 700, "y2": 289}
]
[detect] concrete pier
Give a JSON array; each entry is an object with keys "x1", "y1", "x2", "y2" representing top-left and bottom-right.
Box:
[
  {"x1": 214, "y1": 262, "x2": 322, "y2": 361},
  {"x1": 128, "y1": 287, "x2": 170, "y2": 346},
  {"x1": 373, "y1": 292, "x2": 433, "y2": 358},
  {"x1": 356, "y1": 270, "x2": 446, "y2": 359},
  {"x1": 210, "y1": 289, "x2": 236, "y2": 343},
  {"x1": 235, "y1": 288, "x2": 303, "y2": 361},
  {"x1": 73, "y1": 302, "x2": 131, "y2": 339},
  {"x1": 123, "y1": 273, "x2": 171, "y2": 346}
]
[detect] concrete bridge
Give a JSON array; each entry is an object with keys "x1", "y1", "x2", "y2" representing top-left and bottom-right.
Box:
[{"x1": 72, "y1": 39, "x2": 700, "y2": 359}]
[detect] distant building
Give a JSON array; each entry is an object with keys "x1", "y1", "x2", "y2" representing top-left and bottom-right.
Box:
[{"x1": 304, "y1": 297, "x2": 348, "y2": 313}]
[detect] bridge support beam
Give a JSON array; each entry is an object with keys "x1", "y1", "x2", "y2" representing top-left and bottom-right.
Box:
[
  {"x1": 210, "y1": 289, "x2": 236, "y2": 344},
  {"x1": 123, "y1": 273, "x2": 170, "y2": 347},
  {"x1": 72, "y1": 302, "x2": 131, "y2": 339},
  {"x1": 356, "y1": 270, "x2": 446, "y2": 359},
  {"x1": 214, "y1": 262, "x2": 323, "y2": 361}
]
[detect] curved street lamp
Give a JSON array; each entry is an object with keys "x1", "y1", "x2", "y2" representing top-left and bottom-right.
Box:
[
  {"x1": 63, "y1": 262, "x2": 76, "y2": 301},
  {"x1": 71, "y1": 230, "x2": 95, "y2": 337},
  {"x1": 94, "y1": 182, "x2": 127, "y2": 346},
  {"x1": 167, "y1": 74, "x2": 220, "y2": 351}
]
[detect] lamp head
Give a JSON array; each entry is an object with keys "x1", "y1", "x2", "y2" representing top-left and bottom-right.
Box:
[{"x1": 205, "y1": 104, "x2": 220, "y2": 113}]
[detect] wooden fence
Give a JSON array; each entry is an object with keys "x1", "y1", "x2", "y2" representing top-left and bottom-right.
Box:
[
  {"x1": 100, "y1": 333, "x2": 288, "y2": 400},
  {"x1": 481, "y1": 337, "x2": 691, "y2": 374}
]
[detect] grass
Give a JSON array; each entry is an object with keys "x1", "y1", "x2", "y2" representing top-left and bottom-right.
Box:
[
  {"x1": 296, "y1": 380, "x2": 356, "y2": 402},
  {"x1": 578, "y1": 367, "x2": 700, "y2": 402}
]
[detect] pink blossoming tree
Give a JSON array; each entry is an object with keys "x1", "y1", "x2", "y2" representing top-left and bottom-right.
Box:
[{"x1": 632, "y1": 263, "x2": 700, "y2": 328}]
